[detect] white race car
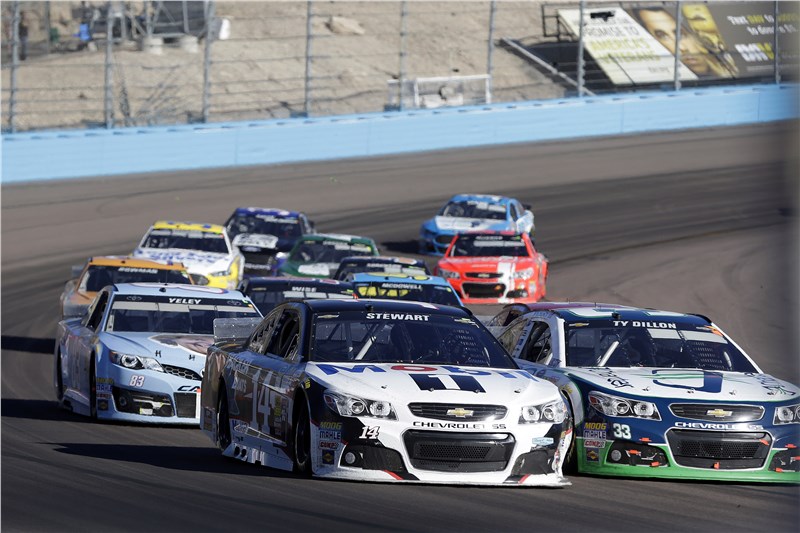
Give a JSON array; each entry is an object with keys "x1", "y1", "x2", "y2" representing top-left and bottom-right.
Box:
[
  {"x1": 54, "y1": 283, "x2": 261, "y2": 424},
  {"x1": 201, "y1": 299, "x2": 572, "y2": 486}
]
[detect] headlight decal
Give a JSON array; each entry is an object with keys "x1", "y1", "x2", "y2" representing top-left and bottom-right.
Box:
[
  {"x1": 519, "y1": 399, "x2": 567, "y2": 424},
  {"x1": 109, "y1": 351, "x2": 164, "y2": 373},
  {"x1": 588, "y1": 391, "x2": 661, "y2": 420},
  {"x1": 774, "y1": 403, "x2": 800, "y2": 425},
  {"x1": 324, "y1": 391, "x2": 396, "y2": 420}
]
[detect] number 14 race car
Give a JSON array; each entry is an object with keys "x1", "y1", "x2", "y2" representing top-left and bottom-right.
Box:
[{"x1": 201, "y1": 299, "x2": 572, "y2": 486}]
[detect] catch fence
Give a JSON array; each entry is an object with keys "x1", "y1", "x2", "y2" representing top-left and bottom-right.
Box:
[{"x1": 2, "y1": 1, "x2": 797, "y2": 132}]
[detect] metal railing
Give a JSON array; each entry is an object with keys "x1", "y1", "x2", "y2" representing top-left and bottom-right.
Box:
[{"x1": 1, "y1": 1, "x2": 796, "y2": 133}]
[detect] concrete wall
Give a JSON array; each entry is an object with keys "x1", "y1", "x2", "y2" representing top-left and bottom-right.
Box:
[{"x1": 2, "y1": 84, "x2": 797, "y2": 184}]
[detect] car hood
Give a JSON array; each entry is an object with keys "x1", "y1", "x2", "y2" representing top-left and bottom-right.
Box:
[
  {"x1": 306, "y1": 362, "x2": 560, "y2": 406},
  {"x1": 132, "y1": 248, "x2": 233, "y2": 275},
  {"x1": 565, "y1": 367, "x2": 800, "y2": 402},
  {"x1": 432, "y1": 216, "x2": 509, "y2": 232},
  {"x1": 232, "y1": 233, "x2": 279, "y2": 251},
  {"x1": 100, "y1": 331, "x2": 212, "y2": 371}
]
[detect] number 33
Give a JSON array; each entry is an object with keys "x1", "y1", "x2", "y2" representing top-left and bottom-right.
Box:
[{"x1": 613, "y1": 423, "x2": 631, "y2": 439}]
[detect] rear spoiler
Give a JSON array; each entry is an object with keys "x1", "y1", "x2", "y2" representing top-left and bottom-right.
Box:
[{"x1": 213, "y1": 317, "x2": 262, "y2": 344}]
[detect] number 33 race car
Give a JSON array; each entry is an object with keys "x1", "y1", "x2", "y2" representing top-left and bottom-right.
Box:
[{"x1": 201, "y1": 299, "x2": 572, "y2": 486}]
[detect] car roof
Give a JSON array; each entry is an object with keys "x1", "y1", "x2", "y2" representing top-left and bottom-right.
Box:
[
  {"x1": 151, "y1": 221, "x2": 226, "y2": 234},
  {"x1": 303, "y1": 298, "x2": 470, "y2": 316},
  {"x1": 449, "y1": 194, "x2": 512, "y2": 206},
  {"x1": 339, "y1": 255, "x2": 424, "y2": 266},
  {"x1": 351, "y1": 273, "x2": 447, "y2": 286},
  {"x1": 522, "y1": 302, "x2": 710, "y2": 325},
  {"x1": 301, "y1": 233, "x2": 375, "y2": 245},
  {"x1": 109, "y1": 283, "x2": 243, "y2": 298},
  {"x1": 243, "y1": 277, "x2": 351, "y2": 288},
  {"x1": 86, "y1": 256, "x2": 187, "y2": 270},
  {"x1": 231, "y1": 207, "x2": 302, "y2": 218}
]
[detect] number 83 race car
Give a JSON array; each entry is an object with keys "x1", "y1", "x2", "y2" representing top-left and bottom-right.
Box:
[{"x1": 201, "y1": 299, "x2": 572, "y2": 486}]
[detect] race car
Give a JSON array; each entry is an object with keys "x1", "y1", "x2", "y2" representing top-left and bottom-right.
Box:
[
  {"x1": 351, "y1": 272, "x2": 463, "y2": 307},
  {"x1": 435, "y1": 232, "x2": 547, "y2": 304},
  {"x1": 60, "y1": 256, "x2": 193, "y2": 318},
  {"x1": 54, "y1": 283, "x2": 261, "y2": 424},
  {"x1": 201, "y1": 299, "x2": 571, "y2": 485},
  {"x1": 492, "y1": 302, "x2": 800, "y2": 483},
  {"x1": 419, "y1": 194, "x2": 534, "y2": 255},
  {"x1": 277, "y1": 233, "x2": 379, "y2": 278},
  {"x1": 224, "y1": 207, "x2": 315, "y2": 276},
  {"x1": 238, "y1": 277, "x2": 354, "y2": 315},
  {"x1": 132, "y1": 221, "x2": 245, "y2": 289},
  {"x1": 333, "y1": 256, "x2": 430, "y2": 281}
]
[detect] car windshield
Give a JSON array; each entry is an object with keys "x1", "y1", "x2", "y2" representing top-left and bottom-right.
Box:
[
  {"x1": 354, "y1": 282, "x2": 461, "y2": 307},
  {"x1": 450, "y1": 234, "x2": 530, "y2": 257},
  {"x1": 80, "y1": 265, "x2": 192, "y2": 292},
  {"x1": 336, "y1": 261, "x2": 428, "y2": 280},
  {"x1": 227, "y1": 214, "x2": 302, "y2": 239},
  {"x1": 289, "y1": 240, "x2": 375, "y2": 264},
  {"x1": 106, "y1": 296, "x2": 259, "y2": 334},
  {"x1": 246, "y1": 285, "x2": 353, "y2": 314},
  {"x1": 440, "y1": 200, "x2": 507, "y2": 220},
  {"x1": 564, "y1": 321, "x2": 758, "y2": 372},
  {"x1": 311, "y1": 310, "x2": 514, "y2": 366},
  {"x1": 141, "y1": 229, "x2": 230, "y2": 254}
]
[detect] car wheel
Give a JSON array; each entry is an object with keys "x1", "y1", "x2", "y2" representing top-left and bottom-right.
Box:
[
  {"x1": 561, "y1": 397, "x2": 577, "y2": 475},
  {"x1": 293, "y1": 399, "x2": 313, "y2": 476},
  {"x1": 217, "y1": 385, "x2": 232, "y2": 452},
  {"x1": 54, "y1": 349, "x2": 65, "y2": 402},
  {"x1": 89, "y1": 357, "x2": 97, "y2": 419}
]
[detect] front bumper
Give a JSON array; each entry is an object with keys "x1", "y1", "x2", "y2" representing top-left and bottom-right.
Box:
[
  {"x1": 449, "y1": 277, "x2": 540, "y2": 305},
  {"x1": 96, "y1": 363, "x2": 202, "y2": 425},
  {"x1": 310, "y1": 418, "x2": 572, "y2": 486},
  {"x1": 575, "y1": 427, "x2": 800, "y2": 483}
]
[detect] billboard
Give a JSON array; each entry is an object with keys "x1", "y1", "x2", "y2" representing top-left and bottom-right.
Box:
[
  {"x1": 558, "y1": 7, "x2": 697, "y2": 85},
  {"x1": 559, "y1": 3, "x2": 798, "y2": 85}
]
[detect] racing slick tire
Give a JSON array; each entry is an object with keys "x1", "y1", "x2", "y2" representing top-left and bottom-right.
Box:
[
  {"x1": 54, "y1": 349, "x2": 65, "y2": 403},
  {"x1": 293, "y1": 398, "x2": 313, "y2": 476},
  {"x1": 562, "y1": 395, "x2": 577, "y2": 474},
  {"x1": 89, "y1": 357, "x2": 97, "y2": 419},
  {"x1": 217, "y1": 383, "x2": 232, "y2": 452}
]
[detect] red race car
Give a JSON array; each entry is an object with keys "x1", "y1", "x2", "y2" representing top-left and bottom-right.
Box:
[{"x1": 435, "y1": 232, "x2": 547, "y2": 304}]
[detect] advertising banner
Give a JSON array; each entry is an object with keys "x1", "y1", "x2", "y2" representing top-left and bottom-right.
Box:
[{"x1": 558, "y1": 7, "x2": 697, "y2": 85}]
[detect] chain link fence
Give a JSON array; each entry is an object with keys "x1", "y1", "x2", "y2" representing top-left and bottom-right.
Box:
[{"x1": 2, "y1": 1, "x2": 797, "y2": 132}]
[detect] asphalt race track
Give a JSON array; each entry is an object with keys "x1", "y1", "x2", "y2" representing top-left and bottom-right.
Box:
[{"x1": 3, "y1": 122, "x2": 799, "y2": 532}]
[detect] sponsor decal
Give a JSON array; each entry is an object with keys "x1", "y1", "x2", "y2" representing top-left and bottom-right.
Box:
[
  {"x1": 413, "y1": 421, "x2": 507, "y2": 430},
  {"x1": 531, "y1": 437, "x2": 554, "y2": 447},
  {"x1": 750, "y1": 373, "x2": 798, "y2": 396},
  {"x1": 319, "y1": 427, "x2": 342, "y2": 441},
  {"x1": 365, "y1": 312, "x2": 430, "y2": 321},
  {"x1": 586, "y1": 449, "x2": 599, "y2": 462},
  {"x1": 118, "y1": 267, "x2": 159, "y2": 274},
  {"x1": 706, "y1": 408, "x2": 733, "y2": 418},
  {"x1": 322, "y1": 451, "x2": 335, "y2": 465},
  {"x1": 409, "y1": 373, "x2": 486, "y2": 393},
  {"x1": 584, "y1": 422, "x2": 607, "y2": 430},
  {"x1": 320, "y1": 421, "x2": 342, "y2": 430},
  {"x1": 98, "y1": 400, "x2": 109, "y2": 411},
  {"x1": 316, "y1": 363, "x2": 535, "y2": 381},
  {"x1": 674, "y1": 422, "x2": 764, "y2": 430},
  {"x1": 168, "y1": 298, "x2": 201, "y2": 305},
  {"x1": 150, "y1": 334, "x2": 212, "y2": 359},
  {"x1": 583, "y1": 439, "x2": 606, "y2": 449},
  {"x1": 320, "y1": 441, "x2": 339, "y2": 450},
  {"x1": 612, "y1": 320, "x2": 677, "y2": 329},
  {"x1": 178, "y1": 385, "x2": 200, "y2": 392},
  {"x1": 584, "y1": 429, "x2": 607, "y2": 440},
  {"x1": 651, "y1": 369, "x2": 724, "y2": 393}
]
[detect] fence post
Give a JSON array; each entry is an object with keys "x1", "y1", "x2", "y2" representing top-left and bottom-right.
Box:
[
  {"x1": 304, "y1": 0, "x2": 313, "y2": 117},
  {"x1": 104, "y1": 1, "x2": 114, "y2": 128},
  {"x1": 774, "y1": 0, "x2": 780, "y2": 84},
  {"x1": 202, "y1": 0, "x2": 215, "y2": 123},
  {"x1": 673, "y1": 1, "x2": 683, "y2": 91},
  {"x1": 576, "y1": 0, "x2": 585, "y2": 97},
  {"x1": 398, "y1": 0, "x2": 408, "y2": 111},
  {"x1": 486, "y1": 0, "x2": 496, "y2": 104},
  {"x1": 9, "y1": 1, "x2": 20, "y2": 133}
]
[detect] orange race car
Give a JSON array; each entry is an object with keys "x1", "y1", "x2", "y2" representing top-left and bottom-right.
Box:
[
  {"x1": 59, "y1": 256, "x2": 193, "y2": 318},
  {"x1": 434, "y1": 232, "x2": 547, "y2": 304}
]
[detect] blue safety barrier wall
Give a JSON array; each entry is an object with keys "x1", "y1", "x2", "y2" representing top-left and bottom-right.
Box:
[{"x1": 2, "y1": 84, "x2": 797, "y2": 184}]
